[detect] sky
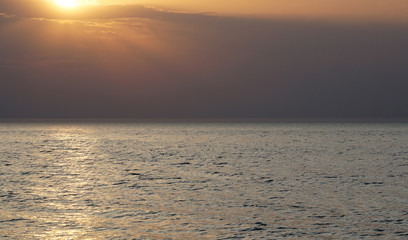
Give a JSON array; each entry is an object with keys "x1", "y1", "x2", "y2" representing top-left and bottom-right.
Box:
[{"x1": 1, "y1": 0, "x2": 408, "y2": 119}]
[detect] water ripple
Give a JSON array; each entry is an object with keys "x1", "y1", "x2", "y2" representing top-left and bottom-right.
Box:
[{"x1": 0, "y1": 122, "x2": 407, "y2": 239}]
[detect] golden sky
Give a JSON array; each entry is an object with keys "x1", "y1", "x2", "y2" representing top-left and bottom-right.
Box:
[
  {"x1": 1, "y1": 0, "x2": 408, "y2": 118},
  {"x1": 2, "y1": 0, "x2": 407, "y2": 22},
  {"x1": 102, "y1": 0, "x2": 408, "y2": 22}
]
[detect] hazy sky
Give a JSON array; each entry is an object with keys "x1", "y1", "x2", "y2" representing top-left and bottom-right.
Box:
[
  {"x1": 1, "y1": 0, "x2": 407, "y2": 119},
  {"x1": 111, "y1": 0, "x2": 408, "y2": 21}
]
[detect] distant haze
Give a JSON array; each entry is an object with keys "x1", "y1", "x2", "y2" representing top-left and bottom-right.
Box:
[
  {"x1": 106, "y1": 0, "x2": 408, "y2": 22},
  {"x1": 1, "y1": 0, "x2": 407, "y2": 119}
]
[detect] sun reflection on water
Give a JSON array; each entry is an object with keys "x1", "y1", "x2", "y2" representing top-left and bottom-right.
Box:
[
  {"x1": 28, "y1": 126, "x2": 104, "y2": 239},
  {"x1": 1, "y1": 123, "x2": 407, "y2": 239}
]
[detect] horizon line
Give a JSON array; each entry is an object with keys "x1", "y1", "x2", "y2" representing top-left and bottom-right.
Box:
[{"x1": 1, "y1": 117, "x2": 408, "y2": 123}]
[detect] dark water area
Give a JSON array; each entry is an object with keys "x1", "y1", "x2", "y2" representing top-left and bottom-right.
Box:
[{"x1": 0, "y1": 122, "x2": 407, "y2": 239}]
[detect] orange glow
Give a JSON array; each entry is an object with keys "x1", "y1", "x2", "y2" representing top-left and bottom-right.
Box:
[
  {"x1": 108, "y1": 0, "x2": 408, "y2": 22},
  {"x1": 54, "y1": 0, "x2": 79, "y2": 8}
]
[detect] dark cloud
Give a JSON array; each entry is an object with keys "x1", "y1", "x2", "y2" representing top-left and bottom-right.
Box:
[{"x1": 0, "y1": 6, "x2": 407, "y2": 119}]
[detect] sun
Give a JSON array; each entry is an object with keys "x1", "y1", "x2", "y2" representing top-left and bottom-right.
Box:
[{"x1": 54, "y1": 0, "x2": 79, "y2": 8}]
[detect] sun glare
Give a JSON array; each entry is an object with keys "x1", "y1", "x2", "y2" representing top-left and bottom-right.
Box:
[{"x1": 54, "y1": 0, "x2": 79, "y2": 8}]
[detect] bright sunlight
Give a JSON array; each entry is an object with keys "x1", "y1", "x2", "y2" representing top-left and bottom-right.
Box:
[{"x1": 54, "y1": 0, "x2": 79, "y2": 8}]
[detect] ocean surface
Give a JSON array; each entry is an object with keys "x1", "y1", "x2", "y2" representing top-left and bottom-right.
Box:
[{"x1": 0, "y1": 122, "x2": 407, "y2": 239}]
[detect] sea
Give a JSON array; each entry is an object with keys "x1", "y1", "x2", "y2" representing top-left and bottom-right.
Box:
[{"x1": 0, "y1": 121, "x2": 407, "y2": 239}]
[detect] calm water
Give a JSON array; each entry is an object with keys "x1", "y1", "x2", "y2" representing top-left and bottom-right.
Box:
[{"x1": 0, "y1": 122, "x2": 407, "y2": 239}]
